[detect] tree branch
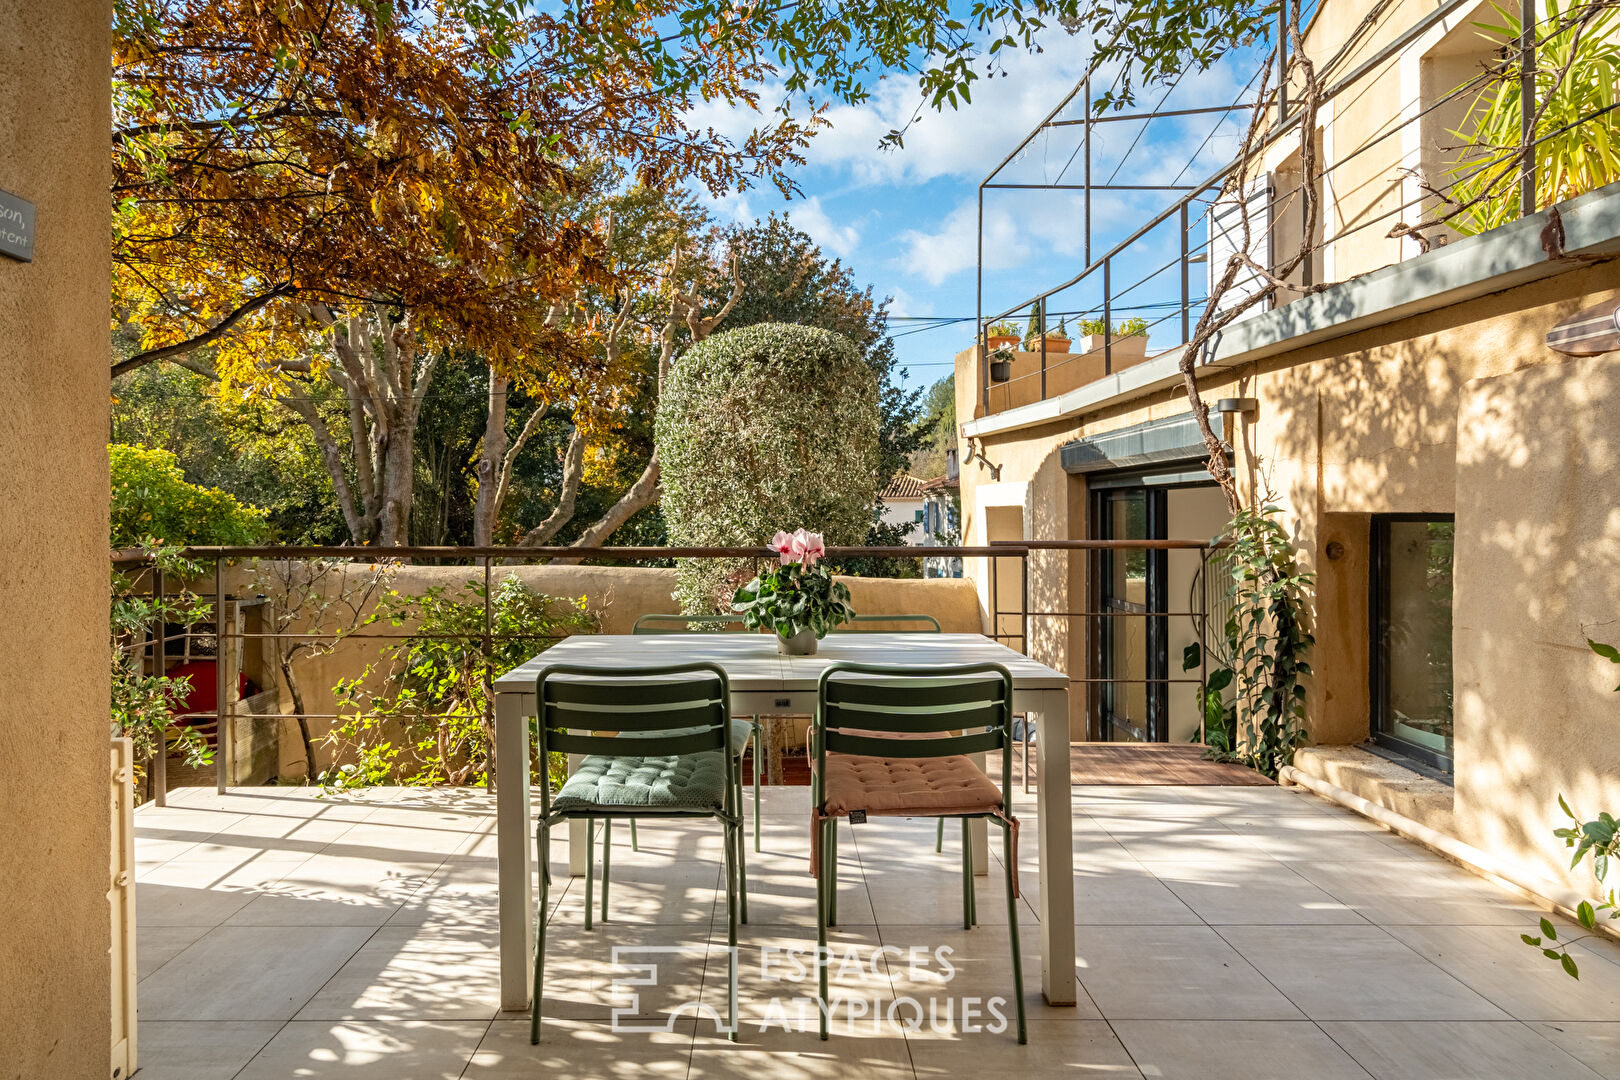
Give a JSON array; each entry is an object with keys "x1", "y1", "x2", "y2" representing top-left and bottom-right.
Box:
[{"x1": 112, "y1": 282, "x2": 295, "y2": 377}]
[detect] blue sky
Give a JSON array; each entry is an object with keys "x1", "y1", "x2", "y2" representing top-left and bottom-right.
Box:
[{"x1": 688, "y1": 41, "x2": 1263, "y2": 396}]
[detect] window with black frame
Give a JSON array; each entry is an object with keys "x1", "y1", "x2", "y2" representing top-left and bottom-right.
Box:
[{"x1": 1371, "y1": 515, "x2": 1456, "y2": 774}]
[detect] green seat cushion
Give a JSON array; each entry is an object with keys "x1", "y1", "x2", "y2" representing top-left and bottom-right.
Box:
[{"x1": 553, "y1": 751, "x2": 727, "y2": 812}]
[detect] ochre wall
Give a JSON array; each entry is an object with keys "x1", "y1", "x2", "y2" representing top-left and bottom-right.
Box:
[
  {"x1": 0, "y1": 2, "x2": 114, "y2": 1074},
  {"x1": 235, "y1": 564, "x2": 984, "y2": 779},
  {"x1": 958, "y1": 253, "x2": 1620, "y2": 893}
]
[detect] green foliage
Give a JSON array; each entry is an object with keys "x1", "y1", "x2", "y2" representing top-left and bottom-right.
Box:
[
  {"x1": 1074, "y1": 316, "x2": 1149, "y2": 338},
  {"x1": 657, "y1": 323, "x2": 881, "y2": 612},
  {"x1": 112, "y1": 364, "x2": 348, "y2": 544},
  {"x1": 110, "y1": 443, "x2": 268, "y2": 549},
  {"x1": 329, "y1": 575, "x2": 595, "y2": 789},
  {"x1": 1183, "y1": 642, "x2": 1239, "y2": 758},
  {"x1": 986, "y1": 320, "x2": 1022, "y2": 337},
  {"x1": 110, "y1": 545, "x2": 215, "y2": 779},
  {"x1": 733, "y1": 562, "x2": 856, "y2": 639},
  {"x1": 706, "y1": 215, "x2": 929, "y2": 535},
  {"x1": 1209, "y1": 500, "x2": 1315, "y2": 778},
  {"x1": 1527, "y1": 638, "x2": 1620, "y2": 978},
  {"x1": 1446, "y1": 0, "x2": 1620, "y2": 235}
]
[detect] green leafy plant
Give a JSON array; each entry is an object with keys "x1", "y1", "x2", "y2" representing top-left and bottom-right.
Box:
[
  {"x1": 110, "y1": 443, "x2": 268, "y2": 548},
  {"x1": 329, "y1": 575, "x2": 595, "y2": 790},
  {"x1": 657, "y1": 323, "x2": 880, "y2": 614},
  {"x1": 986, "y1": 320, "x2": 1022, "y2": 338},
  {"x1": 1445, "y1": 0, "x2": 1620, "y2": 235},
  {"x1": 1075, "y1": 316, "x2": 1150, "y2": 338},
  {"x1": 732, "y1": 529, "x2": 855, "y2": 639},
  {"x1": 1182, "y1": 641, "x2": 1239, "y2": 759},
  {"x1": 1193, "y1": 500, "x2": 1315, "y2": 778},
  {"x1": 1525, "y1": 637, "x2": 1620, "y2": 978},
  {"x1": 111, "y1": 544, "x2": 215, "y2": 782}
]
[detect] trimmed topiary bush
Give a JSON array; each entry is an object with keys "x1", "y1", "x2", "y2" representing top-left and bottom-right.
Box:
[{"x1": 656, "y1": 323, "x2": 881, "y2": 612}]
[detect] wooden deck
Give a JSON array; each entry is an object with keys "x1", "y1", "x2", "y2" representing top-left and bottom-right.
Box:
[
  {"x1": 747, "y1": 742, "x2": 1271, "y2": 787},
  {"x1": 1067, "y1": 742, "x2": 1274, "y2": 785}
]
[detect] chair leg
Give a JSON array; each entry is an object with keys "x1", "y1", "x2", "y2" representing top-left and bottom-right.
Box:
[
  {"x1": 827, "y1": 817, "x2": 838, "y2": 928},
  {"x1": 816, "y1": 816, "x2": 830, "y2": 1041},
  {"x1": 733, "y1": 756, "x2": 749, "y2": 924},
  {"x1": 724, "y1": 818, "x2": 740, "y2": 1042},
  {"x1": 961, "y1": 818, "x2": 975, "y2": 929},
  {"x1": 530, "y1": 821, "x2": 551, "y2": 1045},
  {"x1": 753, "y1": 716, "x2": 763, "y2": 853},
  {"x1": 1003, "y1": 819, "x2": 1027, "y2": 1044},
  {"x1": 583, "y1": 817, "x2": 595, "y2": 932},
  {"x1": 935, "y1": 816, "x2": 945, "y2": 853},
  {"x1": 631, "y1": 818, "x2": 639, "y2": 851},
  {"x1": 600, "y1": 818, "x2": 611, "y2": 924}
]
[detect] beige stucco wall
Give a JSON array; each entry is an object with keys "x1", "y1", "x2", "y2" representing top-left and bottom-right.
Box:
[
  {"x1": 0, "y1": 2, "x2": 113, "y2": 1075},
  {"x1": 957, "y1": 247, "x2": 1620, "y2": 894},
  {"x1": 235, "y1": 563, "x2": 983, "y2": 779},
  {"x1": 1452, "y1": 351, "x2": 1620, "y2": 896}
]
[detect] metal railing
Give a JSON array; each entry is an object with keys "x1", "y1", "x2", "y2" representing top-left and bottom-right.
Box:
[
  {"x1": 975, "y1": 0, "x2": 1610, "y2": 412},
  {"x1": 115, "y1": 538, "x2": 1226, "y2": 801}
]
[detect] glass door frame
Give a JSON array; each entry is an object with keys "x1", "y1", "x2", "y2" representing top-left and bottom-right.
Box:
[
  {"x1": 1089, "y1": 485, "x2": 1169, "y2": 742},
  {"x1": 1369, "y1": 513, "x2": 1456, "y2": 775}
]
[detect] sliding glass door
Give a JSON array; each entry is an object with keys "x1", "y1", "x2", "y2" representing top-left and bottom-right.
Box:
[{"x1": 1094, "y1": 488, "x2": 1167, "y2": 742}]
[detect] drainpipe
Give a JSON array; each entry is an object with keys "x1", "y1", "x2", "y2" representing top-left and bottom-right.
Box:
[{"x1": 1279, "y1": 765, "x2": 1619, "y2": 941}]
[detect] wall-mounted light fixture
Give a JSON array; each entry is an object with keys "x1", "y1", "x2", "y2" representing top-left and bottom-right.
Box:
[
  {"x1": 963, "y1": 435, "x2": 1002, "y2": 481},
  {"x1": 1214, "y1": 397, "x2": 1258, "y2": 418}
]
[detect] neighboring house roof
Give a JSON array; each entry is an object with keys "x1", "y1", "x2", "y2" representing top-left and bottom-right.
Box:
[
  {"x1": 881, "y1": 474, "x2": 928, "y2": 500},
  {"x1": 921, "y1": 474, "x2": 958, "y2": 493}
]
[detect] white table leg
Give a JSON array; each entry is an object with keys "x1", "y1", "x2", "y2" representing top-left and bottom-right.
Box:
[
  {"x1": 568, "y1": 753, "x2": 587, "y2": 876},
  {"x1": 495, "y1": 691, "x2": 534, "y2": 1012},
  {"x1": 1030, "y1": 688, "x2": 1076, "y2": 1005}
]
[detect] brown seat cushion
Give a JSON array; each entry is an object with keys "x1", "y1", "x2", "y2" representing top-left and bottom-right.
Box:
[{"x1": 822, "y1": 752, "x2": 1003, "y2": 817}]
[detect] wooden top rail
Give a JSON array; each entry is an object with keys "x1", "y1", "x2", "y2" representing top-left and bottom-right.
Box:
[{"x1": 990, "y1": 539, "x2": 1223, "y2": 550}]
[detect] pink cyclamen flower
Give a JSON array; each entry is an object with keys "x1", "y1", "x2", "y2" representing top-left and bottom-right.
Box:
[
  {"x1": 798, "y1": 530, "x2": 826, "y2": 568},
  {"x1": 772, "y1": 529, "x2": 795, "y2": 565}
]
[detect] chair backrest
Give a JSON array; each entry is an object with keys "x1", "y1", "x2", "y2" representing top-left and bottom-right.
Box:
[
  {"x1": 535, "y1": 663, "x2": 733, "y2": 811},
  {"x1": 814, "y1": 662, "x2": 1014, "y2": 793},
  {"x1": 834, "y1": 613, "x2": 942, "y2": 633},
  {"x1": 632, "y1": 613, "x2": 750, "y2": 634}
]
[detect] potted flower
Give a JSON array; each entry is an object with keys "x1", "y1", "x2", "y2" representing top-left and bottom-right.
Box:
[
  {"x1": 988, "y1": 344, "x2": 1015, "y2": 383},
  {"x1": 732, "y1": 529, "x2": 855, "y2": 655},
  {"x1": 1042, "y1": 318, "x2": 1072, "y2": 353},
  {"x1": 984, "y1": 320, "x2": 1021, "y2": 351},
  {"x1": 1076, "y1": 316, "x2": 1149, "y2": 364}
]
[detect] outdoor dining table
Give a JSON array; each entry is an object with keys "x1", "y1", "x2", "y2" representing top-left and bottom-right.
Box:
[{"x1": 490, "y1": 631, "x2": 1076, "y2": 1011}]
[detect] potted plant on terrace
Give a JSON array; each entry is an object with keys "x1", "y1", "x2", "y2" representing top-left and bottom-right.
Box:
[
  {"x1": 1042, "y1": 318, "x2": 1072, "y2": 353},
  {"x1": 988, "y1": 343, "x2": 1015, "y2": 383},
  {"x1": 1076, "y1": 316, "x2": 1150, "y2": 365},
  {"x1": 732, "y1": 528, "x2": 855, "y2": 655},
  {"x1": 984, "y1": 320, "x2": 1021, "y2": 351}
]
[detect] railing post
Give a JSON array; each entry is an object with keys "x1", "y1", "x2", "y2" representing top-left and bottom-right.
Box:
[
  {"x1": 1103, "y1": 257, "x2": 1113, "y2": 374},
  {"x1": 152, "y1": 565, "x2": 167, "y2": 807},
  {"x1": 1038, "y1": 296, "x2": 1048, "y2": 400},
  {"x1": 1179, "y1": 201, "x2": 1191, "y2": 344},
  {"x1": 1020, "y1": 550, "x2": 1030, "y2": 656},
  {"x1": 1520, "y1": 0, "x2": 1537, "y2": 217},
  {"x1": 214, "y1": 558, "x2": 228, "y2": 795},
  {"x1": 978, "y1": 188, "x2": 989, "y2": 412},
  {"x1": 1278, "y1": 0, "x2": 1289, "y2": 119},
  {"x1": 1084, "y1": 77, "x2": 1092, "y2": 265},
  {"x1": 483, "y1": 555, "x2": 495, "y2": 793}
]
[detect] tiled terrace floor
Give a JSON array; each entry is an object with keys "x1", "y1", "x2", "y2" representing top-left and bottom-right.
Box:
[{"x1": 135, "y1": 774, "x2": 1620, "y2": 1079}]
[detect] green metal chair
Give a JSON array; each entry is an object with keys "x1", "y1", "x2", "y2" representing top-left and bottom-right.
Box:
[
  {"x1": 530, "y1": 662, "x2": 743, "y2": 1044},
  {"x1": 834, "y1": 613, "x2": 944, "y2": 632},
  {"x1": 632, "y1": 612, "x2": 765, "y2": 855},
  {"x1": 810, "y1": 662, "x2": 1026, "y2": 1044}
]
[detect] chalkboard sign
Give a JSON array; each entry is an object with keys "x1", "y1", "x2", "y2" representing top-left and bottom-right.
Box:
[{"x1": 0, "y1": 189, "x2": 34, "y2": 263}]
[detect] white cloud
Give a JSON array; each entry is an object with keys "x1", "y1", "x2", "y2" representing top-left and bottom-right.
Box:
[
  {"x1": 887, "y1": 286, "x2": 930, "y2": 318},
  {"x1": 785, "y1": 196, "x2": 861, "y2": 258},
  {"x1": 895, "y1": 199, "x2": 1030, "y2": 286}
]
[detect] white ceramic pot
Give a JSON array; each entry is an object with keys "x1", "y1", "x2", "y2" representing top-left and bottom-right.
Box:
[{"x1": 777, "y1": 628, "x2": 818, "y2": 655}]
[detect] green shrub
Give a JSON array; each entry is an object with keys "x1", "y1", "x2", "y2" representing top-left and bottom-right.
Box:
[
  {"x1": 110, "y1": 443, "x2": 267, "y2": 548},
  {"x1": 656, "y1": 323, "x2": 881, "y2": 612}
]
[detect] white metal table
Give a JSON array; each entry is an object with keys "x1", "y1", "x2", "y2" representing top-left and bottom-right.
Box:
[{"x1": 491, "y1": 632, "x2": 1075, "y2": 1010}]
